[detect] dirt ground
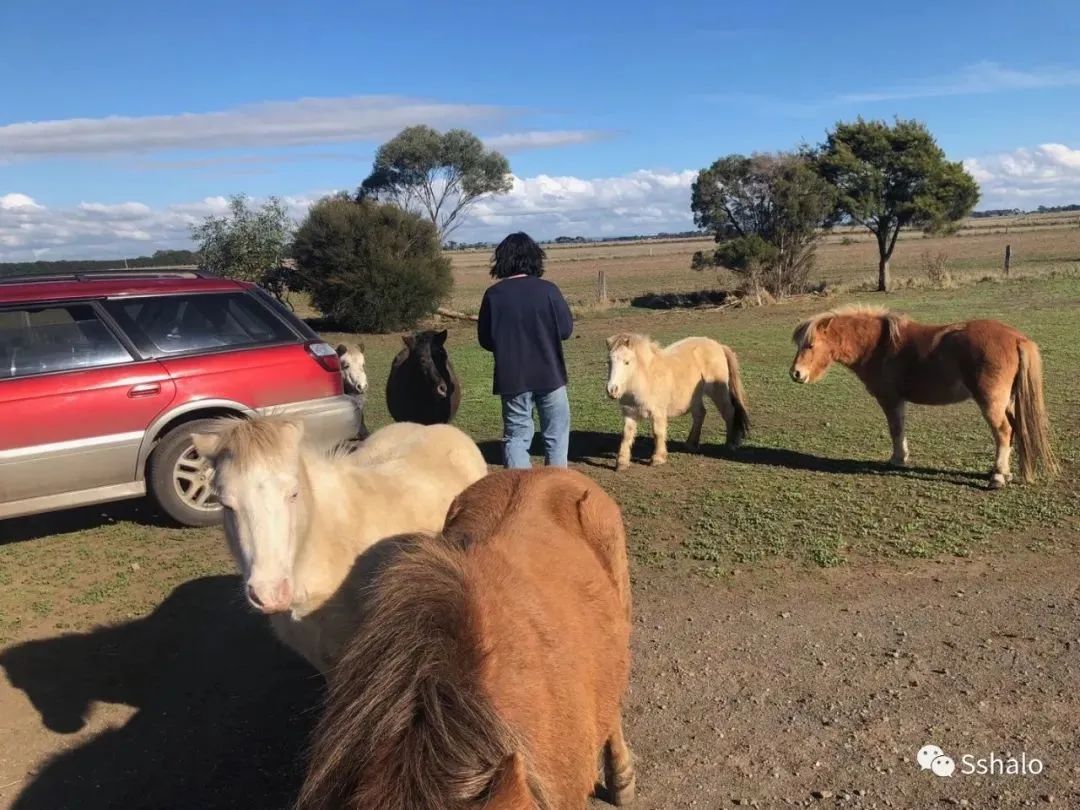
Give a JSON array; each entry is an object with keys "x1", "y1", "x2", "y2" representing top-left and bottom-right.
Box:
[{"x1": 1, "y1": 541, "x2": 1076, "y2": 809}]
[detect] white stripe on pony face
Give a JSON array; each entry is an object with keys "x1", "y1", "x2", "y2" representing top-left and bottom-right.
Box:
[
  {"x1": 607, "y1": 345, "x2": 636, "y2": 400},
  {"x1": 338, "y1": 348, "x2": 368, "y2": 393}
]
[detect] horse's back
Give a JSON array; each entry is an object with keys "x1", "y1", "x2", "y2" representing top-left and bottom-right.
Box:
[{"x1": 450, "y1": 469, "x2": 631, "y2": 804}]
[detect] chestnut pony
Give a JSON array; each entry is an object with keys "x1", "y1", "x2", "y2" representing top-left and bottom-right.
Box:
[
  {"x1": 790, "y1": 305, "x2": 1058, "y2": 488},
  {"x1": 296, "y1": 468, "x2": 635, "y2": 810}
]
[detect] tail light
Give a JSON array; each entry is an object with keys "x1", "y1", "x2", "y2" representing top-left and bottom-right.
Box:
[{"x1": 305, "y1": 340, "x2": 341, "y2": 372}]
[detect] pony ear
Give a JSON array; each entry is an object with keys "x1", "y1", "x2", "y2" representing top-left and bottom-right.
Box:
[
  {"x1": 191, "y1": 432, "x2": 222, "y2": 460},
  {"x1": 483, "y1": 753, "x2": 532, "y2": 809},
  {"x1": 402, "y1": 335, "x2": 415, "y2": 349},
  {"x1": 816, "y1": 316, "x2": 834, "y2": 335},
  {"x1": 434, "y1": 329, "x2": 448, "y2": 344},
  {"x1": 357, "y1": 339, "x2": 365, "y2": 353},
  {"x1": 335, "y1": 344, "x2": 348, "y2": 356}
]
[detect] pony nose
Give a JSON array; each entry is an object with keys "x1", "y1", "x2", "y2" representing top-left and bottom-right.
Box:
[
  {"x1": 607, "y1": 384, "x2": 619, "y2": 399},
  {"x1": 247, "y1": 581, "x2": 292, "y2": 613},
  {"x1": 791, "y1": 368, "x2": 805, "y2": 383},
  {"x1": 435, "y1": 382, "x2": 448, "y2": 398}
]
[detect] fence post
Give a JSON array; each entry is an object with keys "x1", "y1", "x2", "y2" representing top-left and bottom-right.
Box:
[
  {"x1": 1004, "y1": 244, "x2": 1011, "y2": 277},
  {"x1": 597, "y1": 270, "x2": 608, "y2": 304}
]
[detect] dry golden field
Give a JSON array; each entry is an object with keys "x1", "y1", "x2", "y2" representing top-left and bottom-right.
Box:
[{"x1": 445, "y1": 213, "x2": 1080, "y2": 312}]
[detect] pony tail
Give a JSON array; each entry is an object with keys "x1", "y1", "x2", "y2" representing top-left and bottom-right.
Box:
[
  {"x1": 722, "y1": 345, "x2": 751, "y2": 447},
  {"x1": 1013, "y1": 341, "x2": 1059, "y2": 482}
]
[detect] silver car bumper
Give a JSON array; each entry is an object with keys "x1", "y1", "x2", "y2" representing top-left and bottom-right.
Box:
[{"x1": 259, "y1": 394, "x2": 360, "y2": 447}]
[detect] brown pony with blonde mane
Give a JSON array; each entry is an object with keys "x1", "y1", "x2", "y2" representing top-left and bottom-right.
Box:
[
  {"x1": 296, "y1": 468, "x2": 635, "y2": 810},
  {"x1": 790, "y1": 305, "x2": 1058, "y2": 488}
]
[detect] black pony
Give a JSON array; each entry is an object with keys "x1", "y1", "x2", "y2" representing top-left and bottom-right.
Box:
[{"x1": 386, "y1": 330, "x2": 461, "y2": 424}]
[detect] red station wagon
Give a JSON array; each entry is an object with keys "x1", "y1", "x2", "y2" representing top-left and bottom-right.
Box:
[{"x1": 0, "y1": 270, "x2": 358, "y2": 527}]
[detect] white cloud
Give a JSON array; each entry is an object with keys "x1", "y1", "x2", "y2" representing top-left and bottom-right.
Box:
[
  {"x1": 0, "y1": 193, "x2": 44, "y2": 211},
  {"x1": 835, "y1": 62, "x2": 1080, "y2": 104},
  {"x1": 963, "y1": 143, "x2": 1080, "y2": 207},
  {"x1": 483, "y1": 130, "x2": 612, "y2": 151},
  {"x1": 0, "y1": 169, "x2": 699, "y2": 260},
  {"x1": 465, "y1": 169, "x2": 698, "y2": 240},
  {"x1": 711, "y1": 62, "x2": 1080, "y2": 116},
  {"x1": 0, "y1": 97, "x2": 608, "y2": 162},
  {"x1": 0, "y1": 97, "x2": 503, "y2": 159}
]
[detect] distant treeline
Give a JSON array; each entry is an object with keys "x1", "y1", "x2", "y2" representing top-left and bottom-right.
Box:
[
  {"x1": 971, "y1": 204, "x2": 1080, "y2": 218},
  {"x1": 0, "y1": 249, "x2": 199, "y2": 277},
  {"x1": 444, "y1": 231, "x2": 704, "y2": 251}
]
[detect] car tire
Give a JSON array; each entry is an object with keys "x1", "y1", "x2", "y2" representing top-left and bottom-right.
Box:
[{"x1": 148, "y1": 418, "x2": 226, "y2": 527}]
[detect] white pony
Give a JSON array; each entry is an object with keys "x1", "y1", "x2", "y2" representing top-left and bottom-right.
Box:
[
  {"x1": 336, "y1": 342, "x2": 367, "y2": 395},
  {"x1": 193, "y1": 417, "x2": 488, "y2": 673},
  {"x1": 606, "y1": 333, "x2": 750, "y2": 470},
  {"x1": 336, "y1": 342, "x2": 369, "y2": 440}
]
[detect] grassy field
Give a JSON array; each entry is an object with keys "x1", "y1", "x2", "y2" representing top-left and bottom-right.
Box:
[{"x1": 1, "y1": 261, "x2": 1078, "y2": 648}]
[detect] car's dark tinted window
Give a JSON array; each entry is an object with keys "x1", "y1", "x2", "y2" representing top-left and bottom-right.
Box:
[
  {"x1": 0, "y1": 304, "x2": 132, "y2": 379},
  {"x1": 105, "y1": 293, "x2": 295, "y2": 356}
]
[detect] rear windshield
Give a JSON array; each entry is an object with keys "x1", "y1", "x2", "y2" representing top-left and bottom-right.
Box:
[{"x1": 104, "y1": 292, "x2": 296, "y2": 356}]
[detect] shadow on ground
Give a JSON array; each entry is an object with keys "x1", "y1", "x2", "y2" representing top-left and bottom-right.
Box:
[
  {"x1": 477, "y1": 430, "x2": 622, "y2": 468},
  {"x1": 0, "y1": 497, "x2": 185, "y2": 545},
  {"x1": 0, "y1": 575, "x2": 322, "y2": 810},
  {"x1": 476, "y1": 429, "x2": 988, "y2": 487}
]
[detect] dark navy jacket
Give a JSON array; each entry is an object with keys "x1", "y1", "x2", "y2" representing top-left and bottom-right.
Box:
[{"x1": 477, "y1": 276, "x2": 574, "y2": 396}]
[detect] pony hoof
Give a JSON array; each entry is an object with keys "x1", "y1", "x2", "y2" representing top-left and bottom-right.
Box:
[
  {"x1": 611, "y1": 776, "x2": 636, "y2": 806},
  {"x1": 615, "y1": 460, "x2": 630, "y2": 472},
  {"x1": 649, "y1": 456, "x2": 667, "y2": 467},
  {"x1": 887, "y1": 457, "x2": 909, "y2": 468},
  {"x1": 989, "y1": 473, "x2": 1007, "y2": 490},
  {"x1": 685, "y1": 441, "x2": 700, "y2": 453}
]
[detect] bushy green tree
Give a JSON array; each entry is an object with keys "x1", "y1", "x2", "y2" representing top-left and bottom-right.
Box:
[
  {"x1": 691, "y1": 153, "x2": 835, "y2": 297},
  {"x1": 810, "y1": 118, "x2": 980, "y2": 291},
  {"x1": 358, "y1": 126, "x2": 511, "y2": 240},
  {"x1": 292, "y1": 195, "x2": 453, "y2": 333},
  {"x1": 189, "y1": 194, "x2": 293, "y2": 300}
]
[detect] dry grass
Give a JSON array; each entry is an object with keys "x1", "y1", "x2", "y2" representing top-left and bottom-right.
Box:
[{"x1": 441, "y1": 215, "x2": 1080, "y2": 313}]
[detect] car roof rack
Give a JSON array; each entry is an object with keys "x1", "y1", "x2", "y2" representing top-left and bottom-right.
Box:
[{"x1": 0, "y1": 268, "x2": 219, "y2": 285}]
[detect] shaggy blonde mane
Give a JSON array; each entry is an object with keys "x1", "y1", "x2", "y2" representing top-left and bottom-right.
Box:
[
  {"x1": 793, "y1": 305, "x2": 906, "y2": 348},
  {"x1": 202, "y1": 415, "x2": 305, "y2": 472},
  {"x1": 607, "y1": 332, "x2": 659, "y2": 355}
]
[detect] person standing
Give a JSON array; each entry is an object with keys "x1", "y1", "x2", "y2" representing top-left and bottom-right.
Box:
[{"x1": 478, "y1": 232, "x2": 574, "y2": 468}]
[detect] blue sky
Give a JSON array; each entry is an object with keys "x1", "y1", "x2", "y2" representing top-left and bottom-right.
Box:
[{"x1": 2, "y1": 0, "x2": 1080, "y2": 259}]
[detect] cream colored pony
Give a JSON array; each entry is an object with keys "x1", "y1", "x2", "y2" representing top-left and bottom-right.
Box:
[
  {"x1": 606, "y1": 333, "x2": 750, "y2": 470},
  {"x1": 192, "y1": 417, "x2": 488, "y2": 673}
]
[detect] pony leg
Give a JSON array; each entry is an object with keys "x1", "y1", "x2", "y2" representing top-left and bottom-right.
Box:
[
  {"x1": 604, "y1": 718, "x2": 636, "y2": 806},
  {"x1": 616, "y1": 416, "x2": 637, "y2": 471},
  {"x1": 650, "y1": 413, "x2": 668, "y2": 466},
  {"x1": 686, "y1": 397, "x2": 706, "y2": 452},
  {"x1": 883, "y1": 401, "x2": 909, "y2": 466},
  {"x1": 980, "y1": 396, "x2": 1014, "y2": 489},
  {"x1": 707, "y1": 384, "x2": 737, "y2": 445}
]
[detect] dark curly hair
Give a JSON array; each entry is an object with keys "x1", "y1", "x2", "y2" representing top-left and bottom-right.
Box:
[{"x1": 490, "y1": 232, "x2": 546, "y2": 279}]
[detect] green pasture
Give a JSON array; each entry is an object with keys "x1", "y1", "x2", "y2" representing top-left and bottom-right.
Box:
[{"x1": 1, "y1": 273, "x2": 1078, "y2": 644}]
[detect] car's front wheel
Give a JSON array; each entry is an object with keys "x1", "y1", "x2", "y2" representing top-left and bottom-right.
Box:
[{"x1": 148, "y1": 419, "x2": 224, "y2": 527}]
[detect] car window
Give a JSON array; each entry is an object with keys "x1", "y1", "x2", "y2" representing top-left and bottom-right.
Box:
[
  {"x1": 0, "y1": 304, "x2": 133, "y2": 379},
  {"x1": 104, "y1": 293, "x2": 295, "y2": 356}
]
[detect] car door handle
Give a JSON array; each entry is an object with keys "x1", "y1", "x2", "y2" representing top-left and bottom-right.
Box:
[{"x1": 128, "y1": 383, "x2": 162, "y2": 398}]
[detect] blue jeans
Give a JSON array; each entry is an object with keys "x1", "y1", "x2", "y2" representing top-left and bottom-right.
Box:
[{"x1": 501, "y1": 387, "x2": 570, "y2": 469}]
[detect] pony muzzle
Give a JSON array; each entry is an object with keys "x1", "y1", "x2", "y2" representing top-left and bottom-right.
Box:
[
  {"x1": 790, "y1": 366, "x2": 808, "y2": 383},
  {"x1": 607, "y1": 384, "x2": 620, "y2": 399},
  {"x1": 246, "y1": 579, "x2": 293, "y2": 613}
]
